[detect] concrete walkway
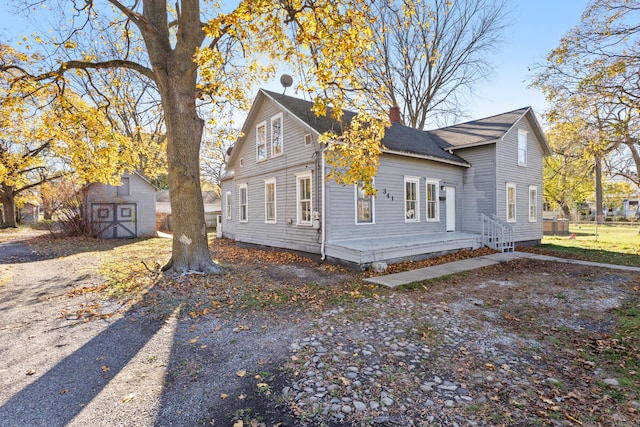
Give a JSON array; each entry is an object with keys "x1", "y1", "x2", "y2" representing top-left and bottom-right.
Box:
[{"x1": 364, "y1": 251, "x2": 640, "y2": 288}]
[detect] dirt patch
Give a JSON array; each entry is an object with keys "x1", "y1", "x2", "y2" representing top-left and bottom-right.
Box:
[{"x1": 1, "y1": 230, "x2": 639, "y2": 426}]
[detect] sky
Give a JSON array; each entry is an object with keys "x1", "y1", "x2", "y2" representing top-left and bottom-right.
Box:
[{"x1": 0, "y1": 1, "x2": 589, "y2": 126}]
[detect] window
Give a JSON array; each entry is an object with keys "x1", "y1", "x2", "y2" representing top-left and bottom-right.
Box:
[
  {"x1": 117, "y1": 177, "x2": 130, "y2": 196},
  {"x1": 271, "y1": 114, "x2": 283, "y2": 157},
  {"x1": 518, "y1": 129, "x2": 528, "y2": 166},
  {"x1": 239, "y1": 184, "x2": 248, "y2": 223},
  {"x1": 425, "y1": 180, "x2": 440, "y2": 221},
  {"x1": 264, "y1": 178, "x2": 276, "y2": 223},
  {"x1": 404, "y1": 177, "x2": 420, "y2": 222},
  {"x1": 225, "y1": 191, "x2": 232, "y2": 220},
  {"x1": 305, "y1": 134, "x2": 312, "y2": 146},
  {"x1": 296, "y1": 172, "x2": 312, "y2": 225},
  {"x1": 529, "y1": 186, "x2": 538, "y2": 222},
  {"x1": 256, "y1": 121, "x2": 266, "y2": 161},
  {"x1": 506, "y1": 183, "x2": 516, "y2": 222},
  {"x1": 355, "y1": 183, "x2": 374, "y2": 224}
]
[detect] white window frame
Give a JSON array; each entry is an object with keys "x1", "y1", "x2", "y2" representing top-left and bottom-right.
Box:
[
  {"x1": 239, "y1": 183, "x2": 248, "y2": 223},
  {"x1": 256, "y1": 121, "x2": 266, "y2": 162},
  {"x1": 296, "y1": 172, "x2": 312, "y2": 226},
  {"x1": 518, "y1": 129, "x2": 528, "y2": 167},
  {"x1": 271, "y1": 113, "x2": 283, "y2": 157},
  {"x1": 404, "y1": 176, "x2": 420, "y2": 222},
  {"x1": 506, "y1": 183, "x2": 516, "y2": 223},
  {"x1": 425, "y1": 179, "x2": 440, "y2": 222},
  {"x1": 529, "y1": 185, "x2": 538, "y2": 222},
  {"x1": 225, "y1": 191, "x2": 232, "y2": 220},
  {"x1": 355, "y1": 182, "x2": 375, "y2": 225},
  {"x1": 264, "y1": 178, "x2": 276, "y2": 223}
]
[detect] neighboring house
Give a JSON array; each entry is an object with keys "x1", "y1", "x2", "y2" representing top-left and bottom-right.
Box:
[
  {"x1": 156, "y1": 190, "x2": 222, "y2": 230},
  {"x1": 85, "y1": 172, "x2": 157, "y2": 238},
  {"x1": 20, "y1": 202, "x2": 40, "y2": 224},
  {"x1": 220, "y1": 89, "x2": 551, "y2": 267}
]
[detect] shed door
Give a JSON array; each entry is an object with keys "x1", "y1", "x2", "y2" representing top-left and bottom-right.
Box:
[
  {"x1": 445, "y1": 186, "x2": 456, "y2": 232},
  {"x1": 91, "y1": 203, "x2": 137, "y2": 239}
]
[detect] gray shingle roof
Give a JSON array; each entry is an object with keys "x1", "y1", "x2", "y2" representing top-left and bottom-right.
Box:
[
  {"x1": 427, "y1": 107, "x2": 530, "y2": 148},
  {"x1": 262, "y1": 89, "x2": 468, "y2": 166}
]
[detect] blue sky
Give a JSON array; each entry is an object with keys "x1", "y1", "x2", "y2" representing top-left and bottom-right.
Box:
[{"x1": 0, "y1": 1, "x2": 588, "y2": 125}]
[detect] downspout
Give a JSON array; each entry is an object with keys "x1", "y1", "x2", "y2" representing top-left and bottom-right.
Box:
[{"x1": 321, "y1": 147, "x2": 327, "y2": 260}]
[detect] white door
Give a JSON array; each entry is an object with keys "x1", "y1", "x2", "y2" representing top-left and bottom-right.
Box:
[{"x1": 446, "y1": 186, "x2": 456, "y2": 232}]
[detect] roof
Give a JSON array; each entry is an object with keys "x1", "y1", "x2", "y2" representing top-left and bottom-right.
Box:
[
  {"x1": 428, "y1": 107, "x2": 551, "y2": 155},
  {"x1": 261, "y1": 89, "x2": 469, "y2": 167}
]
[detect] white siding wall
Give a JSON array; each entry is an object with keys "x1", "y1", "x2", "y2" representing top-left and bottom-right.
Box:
[
  {"x1": 221, "y1": 98, "x2": 322, "y2": 254},
  {"x1": 325, "y1": 154, "x2": 464, "y2": 242},
  {"x1": 494, "y1": 118, "x2": 545, "y2": 243},
  {"x1": 455, "y1": 145, "x2": 497, "y2": 233},
  {"x1": 85, "y1": 173, "x2": 156, "y2": 237}
]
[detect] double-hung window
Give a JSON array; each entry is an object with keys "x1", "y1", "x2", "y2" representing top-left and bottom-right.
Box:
[
  {"x1": 355, "y1": 183, "x2": 374, "y2": 224},
  {"x1": 506, "y1": 183, "x2": 516, "y2": 222},
  {"x1": 529, "y1": 185, "x2": 538, "y2": 222},
  {"x1": 425, "y1": 179, "x2": 440, "y2": 221},
  {"x1": 225, "y1": 191, "x2": 232, "y2": 220},
  {"x1": 518, "y1": 129, "x2": 528, "y2": 166},
  {"x1": 256, "y1": 121, "x2": 266, "y2": 161},
  {"x1": 265, "y1": 178, "x2": 276, "y2": 223},
  {"x1": 271, "y1": 114, "x2": 283, "y2": 157},
  {"x1": 239, "y1": 184, "x2": 248, "y2": 223},
  {"x1": 404, "y1": 177, "x2": 420, "y2": 222},
  {"x1": 296, "y1": 172, "x2": 312, "y2": 225}
]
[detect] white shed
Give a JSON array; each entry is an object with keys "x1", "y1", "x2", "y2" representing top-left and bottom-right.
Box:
[{"x1": 85, "y1": 172, "x2": 157, "y2": 238}]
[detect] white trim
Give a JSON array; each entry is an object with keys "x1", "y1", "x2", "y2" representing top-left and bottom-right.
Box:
[
  {"x1": 506, "y1": 182, "x2": 516, "y2": 223},
  {"x1": 404, "y1": 176, "x2": 420, "y2": 222},
  {"x1": 256, "y1": 121, "x2": 267, "y2": 162},
  {"x1": 271, "y1": 113, "x2": 283, "y2": 157},
  {"x1": 238, "y1": 183, "x2": 248, "y2": 223},
  {"x1": 296, "y1": 172, "x2": 312, "y2": 226},
  {"x1": 425, "y1": 179, "x2": 440, "y2": 222},
  {"x1": 354, "y1": 182, "x2": 375, "y2": 225},
  {"x1": 529, "y1": 185, "x2": 538, "y2": 222},
  {"x1": 518, "y1": 129, "x2": 528, "y2": 167},
  {"x1": 225, "y1": 191, "x2": 232, "y2": 220},
  {"x1": 264, "y1": 178, "x2": 277, "y2": 223}
]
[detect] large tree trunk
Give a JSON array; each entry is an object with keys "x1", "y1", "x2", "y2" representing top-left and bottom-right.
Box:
[{"x1": 0, "y1": 185, "x2": 18, "y2": 228}]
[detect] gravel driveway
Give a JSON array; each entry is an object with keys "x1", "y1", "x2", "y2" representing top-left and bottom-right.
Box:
[{"x1": 0, "y1": 230, "x2": 639, "y2": 426}]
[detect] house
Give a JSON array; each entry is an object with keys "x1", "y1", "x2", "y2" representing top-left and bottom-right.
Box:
[
  {"x1": 220, "y1": 89, "x2": 551, "y2": 267},
  {"x1": 156, "y1": 190, "x2": 222, "y2": 230},
  {"x1": 85, "y1": 172, "x2": 157, "y2": 238}
]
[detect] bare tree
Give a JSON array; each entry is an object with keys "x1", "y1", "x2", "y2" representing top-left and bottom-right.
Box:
[{"x1": 358, "y1": 0, "x2": 510, "y2": 128}]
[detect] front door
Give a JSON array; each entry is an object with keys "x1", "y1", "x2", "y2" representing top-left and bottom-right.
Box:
[{"x1": 446, "y1": 186, "x2": 456, "y2": 232}]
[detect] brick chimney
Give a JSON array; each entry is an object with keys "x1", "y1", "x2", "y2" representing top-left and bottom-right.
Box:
[{"x1": 389, "y1": 105, "x2": 401, "y2": 125}]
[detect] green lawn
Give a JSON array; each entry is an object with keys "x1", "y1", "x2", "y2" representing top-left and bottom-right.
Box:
[{"x1": 539, "y1": 223, "x2": 640, "y2": 267}]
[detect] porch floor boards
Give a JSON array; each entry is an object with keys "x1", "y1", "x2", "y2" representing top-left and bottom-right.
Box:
[{"x1": 325, "y1": 231, "x2": 481, "y2": 265}]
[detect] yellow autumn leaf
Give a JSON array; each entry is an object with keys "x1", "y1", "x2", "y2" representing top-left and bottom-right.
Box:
[{"x1": 236, "y1": 370, "x2": 246, "y2": 377}]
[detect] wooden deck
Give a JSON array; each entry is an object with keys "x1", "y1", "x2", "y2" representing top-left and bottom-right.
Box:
[{"x1": 325, "y1": 232, "x2": 482, "y2": 266}]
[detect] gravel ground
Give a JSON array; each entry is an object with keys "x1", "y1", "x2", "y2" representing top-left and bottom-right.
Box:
[{"x1": 0, "y1": 230, "x2": 639, "y2": 426}]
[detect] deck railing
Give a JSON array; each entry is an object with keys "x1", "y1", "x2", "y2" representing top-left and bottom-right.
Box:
[{"x1": 480, "y1": 213, "x2": 514, "y2": 252}]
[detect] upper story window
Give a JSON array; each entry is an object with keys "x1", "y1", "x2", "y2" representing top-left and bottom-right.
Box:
[
  {"x1": 265, "y1": 178, "x2": 276, "y2": 223},
  {"x1": 506, "y1": 183, "x2": 516, "y2": 222},
  {"x1": 305, "y1": 134, "x2": 312, "y2": 146},
  {"x1": 271, "y1": 114, "x2": 283, "y2": 157},
  {"x1": 518, "y1": 129, "x2": 528, "y2": 166},
  {"x1": 239, "y1": 184, "x2": 248, "y2": 223},
  {"x1": 225, "y1": 191, "x2": 232, "y2": 220},
  {"x1": 425, "y1": 179, "x2": 440, "y2": 221},
  {"x1": 296, "y1": 172, "x2": 312, "y2": 225},
  {"x1": 355, "y1": 182, "x2": 374, "y2": 224},
  {"x1": 404, "y1": 176, "x2": 420, "y2": 222},
  {"x1": 529, "y1": 185, "x2": 538, "y2": 222},
  {"x1": 256, "y1": 121, "x2": 266, "y2": 162},
  {"x1": 117, "y1": 177, "x2": 130, "y2": 196}
]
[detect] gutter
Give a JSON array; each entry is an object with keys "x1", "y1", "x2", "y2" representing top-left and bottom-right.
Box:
[{"x1": 321, "y1": 147, "x2": 327, "y2": 260}]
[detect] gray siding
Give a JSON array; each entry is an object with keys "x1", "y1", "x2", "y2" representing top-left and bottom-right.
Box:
[
  {"x1": 221, "y1": 96, "x2": 323, "y2": 254},
  {"x1": 455, "y1": 145, "x2": 497, "y2": 233},
  {"x1": 325, "y1": 154, "x2": 465, "y2": 242},
  {"x1": 494, "y1": 117, "x2": 545, "y2": 242},
  {"x1": 86, "y1": 173, "x2": 156, "y2": 237}
]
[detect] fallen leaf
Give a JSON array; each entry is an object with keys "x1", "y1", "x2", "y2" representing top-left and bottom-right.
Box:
[
  {"x1": 101, "y1": 365, "x2": 110, "y2": 372},
  {"x1": 122, "y1": 393, "x2": 136, "y2": 403},
  {"x1": 565, "y1": 412, "x2": 583, "y2": 425},
  {"x1": 233, "y1": 421, "x2": 243, "y2": 427},
  {"x1": 236, "y1": 370, "x2": 246, "y2": 377},
  {"x1": 485, "y1": 363, "x2": 495, "y2": 371},
  {"x1": 189, "y1": 336, "x2": 199, "y2": 344},
  {"x1": 26, "y1": 369, "x2": 35, "y2": 376},
  {"x1": 220, "y1": 393, "x2": 228, "y2": 399},
  {"x1": 238, "y1": 393, "x2": 247, "y2": 400},
  {"x1": 59, "y1": 389, "x2": 70, "y2": 394}
]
